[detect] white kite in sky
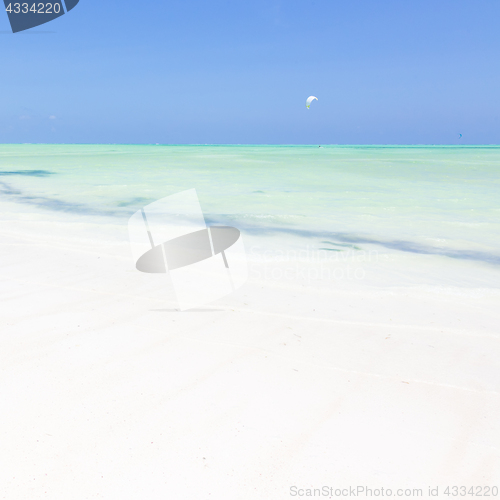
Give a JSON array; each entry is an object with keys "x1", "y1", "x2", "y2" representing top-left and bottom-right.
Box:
[{"x1": 306, "y1": 96, "x2": 318, "y2": 109}]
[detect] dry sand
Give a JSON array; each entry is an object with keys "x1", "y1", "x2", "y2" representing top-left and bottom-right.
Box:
[{"x1": 1, "y1": 208, "x2": 499, "y2": 499}]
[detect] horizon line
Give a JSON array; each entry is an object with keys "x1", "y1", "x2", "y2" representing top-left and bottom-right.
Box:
[{"x1": 1, "y1": 143, "x2": 499, "y2": 147}]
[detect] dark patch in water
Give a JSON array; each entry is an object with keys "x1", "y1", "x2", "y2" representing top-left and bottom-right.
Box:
[
  {"x1": 236, "y1": 223, "x2": 500, "y2": 266},
  {"x1": 2, "y1": 181, "x2": 499, "y2": 268},
  {"x1": 0, "y1": 169, "x2": 55, "y2": 177},
  {"x1": 253, "y1": 190, "x2": 265, "y2": 194},
  {"x1": 116, "y1": 197, "x2": 151, "y2": 207},
  {"x1": 319, "y1": 247, "x2": 342, "y2": 252},
  {"x1": 0, "y1": 180, "x2": 122, "y2": 217},
  {"x1": 321, "y1": 240, "x2": 362, "y2": 250},
  {"x1": 0, "y1": 182, "x2": 22, "y2": 195}
]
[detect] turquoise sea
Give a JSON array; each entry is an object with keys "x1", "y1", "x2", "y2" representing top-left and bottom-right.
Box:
[{"x1": 1, "y1": 144, "x2": 499, "y2": 290}]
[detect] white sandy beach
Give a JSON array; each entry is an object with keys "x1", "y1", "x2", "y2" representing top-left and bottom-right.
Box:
[{"x1": 1, "y1": 201, "x2": 499, "y2": 499}]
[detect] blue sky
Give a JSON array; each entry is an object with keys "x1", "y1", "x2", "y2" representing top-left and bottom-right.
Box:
[{"x1": 1, "y1": 0, "x2": 499, "y2": 144}]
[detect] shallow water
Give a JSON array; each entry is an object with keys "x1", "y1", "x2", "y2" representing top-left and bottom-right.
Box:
[{"x1": 1, "y1": 144, "x2": 499, "y2": 287}]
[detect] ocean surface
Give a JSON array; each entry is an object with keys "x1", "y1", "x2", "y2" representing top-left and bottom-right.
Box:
[{"x1": 1, "y1": 144, "x2": 499, "y2": 291}]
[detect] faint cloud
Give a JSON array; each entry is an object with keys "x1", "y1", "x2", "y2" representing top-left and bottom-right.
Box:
[
  {"x1": 19, "y1": 115, "x2": 30, "y2": 120},
  {"x1": 49, "y1": 115, "x2": 56, "y2": 120}
]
